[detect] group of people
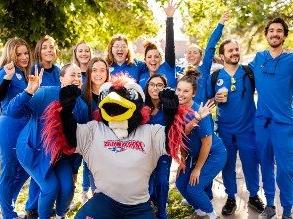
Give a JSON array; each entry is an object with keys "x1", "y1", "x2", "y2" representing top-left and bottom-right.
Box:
[{"x1": 0, "y1": 0, "x2": 292, "y2": 218}]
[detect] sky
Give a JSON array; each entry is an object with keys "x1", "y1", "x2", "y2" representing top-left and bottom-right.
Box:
[{"x1": 147, "y1": 0, "x2": 188, "y2": 41}]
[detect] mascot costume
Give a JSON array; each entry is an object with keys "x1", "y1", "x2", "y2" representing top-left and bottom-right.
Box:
[{"x1": 42, "y1": 74, "x2": 187, "y2": 219}]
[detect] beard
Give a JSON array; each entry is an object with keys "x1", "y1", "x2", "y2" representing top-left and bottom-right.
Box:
[
  {"x1": 269, "y1": 39, "x2": 285, "y2": 48},
  {"x1": 224, "y1": 55, "x2": 240, "y2": 65}
]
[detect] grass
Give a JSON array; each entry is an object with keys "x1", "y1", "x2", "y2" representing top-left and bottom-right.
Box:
[{"x1": 15, "y1": 170, "x2": 193, "y2": 218}]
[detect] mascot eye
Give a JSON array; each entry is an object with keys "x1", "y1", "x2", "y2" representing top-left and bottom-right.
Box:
[
  {"x1": 99, "y1": 90, "x2": 109, "y2": 101},
  {"x1": 128, "y1": 89, "x2": 139, "y2": 100}
]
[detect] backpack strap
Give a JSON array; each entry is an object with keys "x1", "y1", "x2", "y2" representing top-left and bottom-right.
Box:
[
  {"x1": 210, "y1": 69, "x2": 221, "y2": 97},
  {"x1": 241, "y1": 65, "x2": 255, "y2": 97}
]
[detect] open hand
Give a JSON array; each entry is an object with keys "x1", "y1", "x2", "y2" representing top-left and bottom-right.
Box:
[
  {"x1": 164, "y1": 0, "x2": 180, "y2": 17},
  {"x1": 189, "y1": 167, "x2": 201, "y2": 186},
  {"x1": 219, "y1": 11, "x2": 229, "y2": 24}
]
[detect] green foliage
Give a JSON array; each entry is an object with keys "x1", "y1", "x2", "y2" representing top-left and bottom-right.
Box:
[
  {"x1": 0, "y1": 0, "x2": 159, "y2": 50},
  {"x1": 180, "y1": 0, "x2": 293, "y2": 54},
  {"x1": 168, "y1": 188, "x2": 194, "y2": 218}
]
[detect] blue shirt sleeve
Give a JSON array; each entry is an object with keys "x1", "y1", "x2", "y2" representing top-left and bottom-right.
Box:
[
  {"x1": 197, "y1": 115, "x2": 213, "y2": 138},
  {"x1": 6, "y1": 91, "x2": 33, "y2": 118},
  {"x1": 199, "y1": 23, "x2": 224, "y2": 78}
]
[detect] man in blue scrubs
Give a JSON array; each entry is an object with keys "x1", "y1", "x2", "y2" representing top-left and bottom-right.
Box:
[
  {"x1": 207, "y1": 39, "x2": 264, "y2": 216},
  {"x1": 249, "y1": 17, "x2": 293, "y2": 219}
]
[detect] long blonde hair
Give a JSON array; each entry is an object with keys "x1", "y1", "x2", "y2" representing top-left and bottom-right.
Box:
[{"x1": 0, "y1": 37, "x2": 32, "y2": 80}]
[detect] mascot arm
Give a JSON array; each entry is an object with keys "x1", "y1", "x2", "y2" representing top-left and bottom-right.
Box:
[
  {"x1": 42, "y1": 85, "x2": 82, "y2": 164},
  {"x1": 159, "y1": 88, "x2": 188, "y2": 163}
]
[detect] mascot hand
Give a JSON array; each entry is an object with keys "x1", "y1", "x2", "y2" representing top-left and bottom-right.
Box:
[
  {"x1": 59, "y1": 85, "x2": 81, "y2": 112},
  {"x1": 159, "y1": 87, "x2": 179, "y2": 113},
  {"x1": 159, "y1": 88, "x2": 179, "y2": 128}
]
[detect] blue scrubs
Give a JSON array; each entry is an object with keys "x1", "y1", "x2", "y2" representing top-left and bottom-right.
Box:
[
  {"x1": 249, "y1": 51, "x2": 293, "y2": 217},
  {"x1": 148, "y1": 110, "x2": 172, "y2": 219},
  {"x1": 6, "y1": 86, "x2": 89, "y2": 219},
  {"x1": 0, "y1": 67, "x2": 30, "y2": 219},
  {"x1": 139, "y1": 62, "x2": 177, "y2": 89},
  {"x1": 176, "y1": 103, "x2": 226, "y2": 213},
  {"x1": 110, "y1": 59, "x2": 145, "y2": 82},
  {"x1": 207, "y1": 65, "x2": 260, "y2": 199},
  {"x1": 25, "y1": 64, "x2": 61, "y2": 213}
]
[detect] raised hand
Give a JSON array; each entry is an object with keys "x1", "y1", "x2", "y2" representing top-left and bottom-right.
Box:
[
  {"x1": 219, "y1": 11, "x2": 229, "y2": 24},
  {"x1": 197, "y1": 100, "x2": 215, "y2": 119},
  {"x1": 25, "y1": 65, "x2": 44, "y2": 95},
  {"x1": 164, "y1": 0, "x2": 180, "y2": 18},
  {"x1": 3, "y1": 61, "x2": 15, "y2": 80}
]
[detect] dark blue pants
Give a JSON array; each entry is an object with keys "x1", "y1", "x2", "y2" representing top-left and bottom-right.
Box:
[
  {"x1": 255, "y1": 118, "x2": 293, "y2": 216},
  {"x1": 149, "y1": 155, "x2": 172, "y2": 219},
  {"x1": 75, "y1": 193, "x2": 155, "y2": 219},
  {"x1": 176, "y1": 146, "x2": 227, "y2": 213},
  {"x1": 219, "y1": 130, "x2": 260, "y2": 199}
]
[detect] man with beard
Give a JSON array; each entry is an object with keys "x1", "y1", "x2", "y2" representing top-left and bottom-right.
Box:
[
  {"x1": 249, "y1": 18, "x2": 293, "y2": 219},
  {"x1": 207, "y1": 39, "x2": 264, "y2": 216}
]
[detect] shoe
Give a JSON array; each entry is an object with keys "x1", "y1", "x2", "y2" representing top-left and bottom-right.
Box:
[
  {"x1": 221, "y1": 198, "x2": 236, "y2": 216},
  {"x1": 248, "y1": 195, "x2": 265, "y2": 213},
  {"x1": 258, "y1": 206, "x2": 276, "y2": 218},
  {"x1": 24, "y1": 210, "x2": 38, "y2": 219}
]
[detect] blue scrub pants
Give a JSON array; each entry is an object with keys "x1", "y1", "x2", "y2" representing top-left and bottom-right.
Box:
[
  {"x1": 0, "y1": 117, "x2": 29, "y2": 219},
  {"x1": 255, "y1": 118, "x2": 293, "y2": 217},
  {"x1": 17, "y1": 142, "x2": 74, "y2": 219},
  {"x1": 219, "y1": 130, "x2": 260, "y2": 199},
  {"x1": 149, "y1": 155, "x2": 172, "y2": 219},
  {"x1": 176, "y1": 146, "x2": 226, "y2": 213},
  {"x1": 75, "y1": 193, "x2": 155, "y2": 219}
]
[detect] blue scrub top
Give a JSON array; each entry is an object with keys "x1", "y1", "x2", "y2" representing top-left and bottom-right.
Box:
[
  {"x1": 249, "y1": 51, "x2": 293, "y2": 125},
  {"x1": 139, "y1": 62, "x2": 177, "y2": 90},
  {"x1": 32, "y1": 64, "x2": 61, "y2": 86},
  {"x1": 207, "y1": 65, "x2": 255, "y2": 134},
  {"x1": 186, "y1": 102, "x2": 223, "y2": 158},
  {"x1": 0, "y1": 67, "x2": 27, "y2": 114},
  {"x1": 110, "y1": 59, "x2": 145, "y2": 82}
]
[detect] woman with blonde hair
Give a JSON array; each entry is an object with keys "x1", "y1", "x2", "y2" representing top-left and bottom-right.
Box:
[{"x1": 0, "y1": 37, "x2": 32, "y2": 219}]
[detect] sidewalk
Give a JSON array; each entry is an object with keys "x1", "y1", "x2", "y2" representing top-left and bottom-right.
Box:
[{"x1": 169, "y1": 156, "x2": 283, "y2": 219}]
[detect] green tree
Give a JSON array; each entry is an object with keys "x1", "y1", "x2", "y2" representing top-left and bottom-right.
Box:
[
  {"x1": 0, "y1": 0, "x2": 159, "y2": 51},
  {"x1": 180, "y1": 0, "x2": 293, "y2": 54}
]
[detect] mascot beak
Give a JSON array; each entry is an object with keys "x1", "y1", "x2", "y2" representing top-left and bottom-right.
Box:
[{"x1": 99, "y1": 91, "x2": 137, "y2": 122}]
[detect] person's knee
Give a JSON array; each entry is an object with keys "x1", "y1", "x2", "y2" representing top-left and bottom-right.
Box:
[{"x1": 42, "y1": 180, "x2": 59, "y2": 198}]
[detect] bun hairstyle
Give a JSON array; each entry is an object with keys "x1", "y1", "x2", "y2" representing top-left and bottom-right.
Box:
[
  {"x1": 144, "y1": 40, "x2": 162, "y2": 58},
  {"x1": 178, "y1": 65, "x2": 201, "y2": 94}
]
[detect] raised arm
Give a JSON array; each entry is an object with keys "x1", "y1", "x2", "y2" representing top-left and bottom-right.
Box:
[
  {"x1": 6, "y1": 67, "x2": 43, "y2": 118},
  {"x1": 164, "y1": 0, "x2": 177, "y2": 68},
  {"x1": 199, "y1": 12, "x2": 229, "y2": 78}
]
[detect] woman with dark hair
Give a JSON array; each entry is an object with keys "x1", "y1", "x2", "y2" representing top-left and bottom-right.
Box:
[
  {"x1": 139, "y1": 1, "x2": 177, "y2": 90},
  {"x1": 144, "y1": 74, "x2": 169, "y2": 219},
  {"x1": 175, "y1": 66, "x2": 226, "y2": 219}
]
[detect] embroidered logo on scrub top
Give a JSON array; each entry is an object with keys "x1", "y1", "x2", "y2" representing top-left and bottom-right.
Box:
[
  {"x1": 109, "y1": 67, "x2": 114, "y2": 73},
  {"x1": 104, "y1": 140, "x2": 146, "y2": 153},
  {"x1": 216, "y1": 79, "x2": 224, "y2": 86},
  {"x1": 15, "y1": 73, "x2": 22, "y2": 80}
]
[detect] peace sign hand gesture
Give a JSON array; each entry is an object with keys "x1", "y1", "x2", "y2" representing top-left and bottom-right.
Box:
[
  {"x1": 3, "y1": 61, "x2": 16, "y2": 80},
  {"x1": 25, "y1": 65, "x2": 44, "y2": 95}
]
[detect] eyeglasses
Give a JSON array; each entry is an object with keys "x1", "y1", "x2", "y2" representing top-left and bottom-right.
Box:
[
  {"x1": 112, "y1": 45, "x2": 128, "y2": 50},
  {"x1": 149, "y1": 82, "x2": 165, "y2": 90},
  {"x1": 230, "y1": 77, "x2": 236, "y2": 92}
]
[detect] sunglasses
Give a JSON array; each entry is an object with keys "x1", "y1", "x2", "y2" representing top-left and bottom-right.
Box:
[{"x1": 230, "y1": 77, "x2": 236, "y2": 92}]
